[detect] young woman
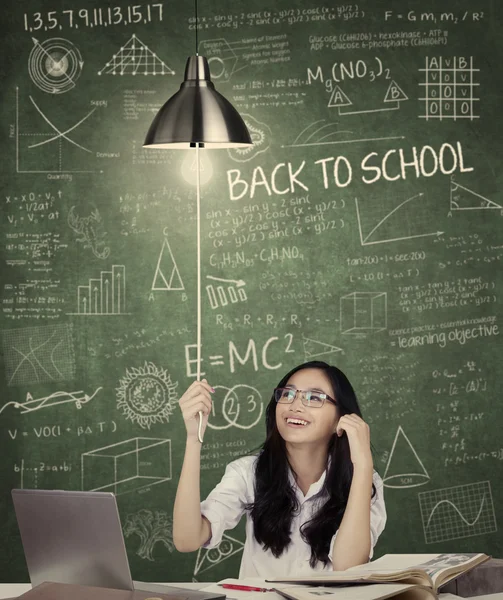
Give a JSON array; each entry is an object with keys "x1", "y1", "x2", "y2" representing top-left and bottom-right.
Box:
[{"x1": 173, "y1": 360, "x2": 386, "y2": 577}]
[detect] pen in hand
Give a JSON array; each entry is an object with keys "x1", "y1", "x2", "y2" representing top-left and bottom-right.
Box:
[{"x1": 221, "y1": 584, "x2": 275, "y2": 593}]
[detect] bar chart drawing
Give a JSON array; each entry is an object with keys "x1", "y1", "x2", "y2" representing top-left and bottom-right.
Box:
[
  {"x1": 69, "y1": 264, "x2": 128, "y2": 315},
  {"x1": 419, "y1": 481, "x2": 497, "y2": 543},
  {"x1": 205, "y1": 276, "x2": 247, "y2": 309}
]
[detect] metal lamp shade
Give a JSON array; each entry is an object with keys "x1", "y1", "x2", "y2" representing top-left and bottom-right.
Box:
[{"x1": 144, "y1": 56, "x2": 253, "y2": 149}]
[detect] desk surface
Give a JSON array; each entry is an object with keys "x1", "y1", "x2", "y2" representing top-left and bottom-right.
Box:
[
  {"x1": 0, "y1": 582, "x2": 203, "y2": 599},
  {"x1": 0, "y1": 584, "x2": 502, "y2": 600}
]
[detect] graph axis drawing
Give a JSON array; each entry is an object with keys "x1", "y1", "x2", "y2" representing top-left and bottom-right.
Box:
[
  {"x1": 15, "y1": 87, "x2": 102, "y2": 174},
  {"x1": 355, "y1": 195, "x2": 443, "y2": 246},
  {"x1": 419, "y1": 481, "x2": 497, "y2": 544},
  {"x1": 383, "y1": 425, "x2": 430, "y2": 489},
  {"x1": 450, "y1": 177, "x2": 502, "y2": 211},
  {"x1": 98, "y1": 34, "x2": 175, "y2": 76},
  {"x1": 28, "y1": 37, "x2": 84, "y2": 94}
]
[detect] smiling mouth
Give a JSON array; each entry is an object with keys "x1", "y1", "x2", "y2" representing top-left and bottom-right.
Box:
[{"x1": 286, "y1": 417, "x2": 309, "y2": 426}]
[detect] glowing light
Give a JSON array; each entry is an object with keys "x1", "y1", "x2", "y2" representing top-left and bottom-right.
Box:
[{"x1": 180, "y1": 150, "x2": 214, "y2": 185}]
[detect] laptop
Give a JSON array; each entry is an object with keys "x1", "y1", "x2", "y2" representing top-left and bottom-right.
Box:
[{"x1": 12, "y1": 489, "x2": 225, "y2": 600}]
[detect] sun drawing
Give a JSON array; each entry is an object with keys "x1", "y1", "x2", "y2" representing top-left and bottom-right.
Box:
[{"x1": 116, "y1": 362, "x2": 178, "y2": 430}]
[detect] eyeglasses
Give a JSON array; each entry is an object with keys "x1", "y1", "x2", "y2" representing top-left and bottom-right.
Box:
[{"x1": 274, "y1": 387, "x2": 337, "y2": 409}]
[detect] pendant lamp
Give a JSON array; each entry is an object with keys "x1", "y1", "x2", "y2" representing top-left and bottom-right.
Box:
[
  {"x1": 144, "y1": 55, "x2": 252, "y2": 148},
  {"x1": 144, "y1": 0, "x2": 253, "y2": 443},
  {"x1": 143, "y1": 0, "x2": 252, "y2": 150}
]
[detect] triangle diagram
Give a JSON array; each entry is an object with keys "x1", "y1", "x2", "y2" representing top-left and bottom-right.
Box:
[
  {"x1": 384, "y1": 80, "x2": 408, "y2": 103},
  {"x1": 194, "y1": 533, "x2": 244, "y2": 575},
  {"x1": 98, "y1": 34, "x2": 175, "y2": 76},
  {"x1": 328, "y1": 85, "x2": 352, "y2": 108},
  {"x1": 383, "y1": 426, "x2": 429, "y2": 488},
  {"x1": 450, "y1": 179, "x2": 502, "y2": 210},
  {"x1": 152, "y1": 237, "x2": 184, "y2": 291},
  {"x1": 303, "y1": 336, "x2": 343, "y2": 360}
]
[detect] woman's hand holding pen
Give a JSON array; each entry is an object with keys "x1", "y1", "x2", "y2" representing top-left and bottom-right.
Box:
[
  {"x1": 336, "y1": 414, "x2": 373, "y2": 471},
  {"x1": 179, "y1": 379, "x2": 214, "y2": 442}
]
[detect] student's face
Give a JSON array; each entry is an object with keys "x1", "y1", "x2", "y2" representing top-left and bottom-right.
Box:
[{"x1": 275, "y1": 368, "x2": 339, "y2": 447}]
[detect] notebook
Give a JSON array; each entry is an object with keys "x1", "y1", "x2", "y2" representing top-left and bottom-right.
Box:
[{"x1": 11, "y1": 489, "x2": 225, "y2": 600}]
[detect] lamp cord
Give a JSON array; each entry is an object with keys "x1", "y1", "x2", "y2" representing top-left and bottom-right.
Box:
[
  {"x1": 195, "y1": 0, "x2": 198, "y2": 55},
  {"x1": 196, "y1": 145, "x2": 204, "y2": 443}
]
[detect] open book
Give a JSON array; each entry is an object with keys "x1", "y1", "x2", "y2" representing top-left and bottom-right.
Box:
[
  {"x1": 274, "y1": 582, "x2": 441, "y2": 600},
  {"x1": 268, "y1": 553, "x2": 490, "y2": 593}
]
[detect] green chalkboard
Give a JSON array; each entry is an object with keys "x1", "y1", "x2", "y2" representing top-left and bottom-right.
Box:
[{"x1": 1, "y1": 0, "x2": 503, "y2": 584}]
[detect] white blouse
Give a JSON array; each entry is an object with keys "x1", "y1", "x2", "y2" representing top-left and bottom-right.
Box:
[{"x1": 200, "y1": 455, "x2": 387, "y2": 578}]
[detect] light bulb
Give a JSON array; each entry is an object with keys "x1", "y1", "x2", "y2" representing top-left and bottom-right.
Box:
[{"x1": 180, "y1": 150, "x2": 214, "y2": 186}]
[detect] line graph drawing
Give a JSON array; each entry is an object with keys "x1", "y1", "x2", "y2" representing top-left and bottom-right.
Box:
[
  {"x1": 98, "y1": 34, "x2": 175, "y2": 76},
  {"x1": 3, "y1": 324, "x2": 76, "y2": 387},
  {"x1": 383, "y1": 426, "x2": 430, "y2": 488},
  {"x1": 15, "y1": 88, "x2": 102, "y2": 174},
  {"x1": 450, "y1": 177, "x2": 502, "y2": 211},
  {"x1": 419, "y1": 481, "x2": 497, "y2": 543},
  {"x1": 28, "y1": 37, "x2": 84, "y2": 94},
  {"x1": 194, "y1": 533, "x2": 244, "y2": 575},
  {"x1": 152, "y1": 235, "x2": 184, "y2": 291},
  {"x1": 0, "y1": 387, "x2": 101, "y2": 416},
  {"x1": 355, "y1": 195, "x2": 444, "y2": 246},
  {"x1": 282, "y1": 119, "x2": 404, "y2": 149},
  {"x1": 82, "y1": 437, "x2": 172, "y2": 495},
  {"x1": 68, "y1": 265, "x2": 128, "y2": 315},
  {"x1": 303, "y1": 335, "x2": 343, "y2": 360},
  {"x1": 329, "y1": 80, "x2": 408, "y2": 115},
  {"x1": 206, "y1": 276, "x2": 247, "y2": 309}
]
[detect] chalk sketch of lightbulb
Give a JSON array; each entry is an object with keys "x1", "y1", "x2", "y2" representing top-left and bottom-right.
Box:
[{"x1": 180, "y1": 150, "x2": 214, "y2": 185}]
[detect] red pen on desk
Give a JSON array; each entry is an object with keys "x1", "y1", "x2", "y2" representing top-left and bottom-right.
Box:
[{"x1": 221, "y1": 584, "x2": 274, "y2": 593}]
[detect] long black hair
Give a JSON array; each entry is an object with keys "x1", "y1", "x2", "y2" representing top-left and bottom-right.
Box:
[{"x1": 246, "y1": 360, "x2": 375, "y2": 567}]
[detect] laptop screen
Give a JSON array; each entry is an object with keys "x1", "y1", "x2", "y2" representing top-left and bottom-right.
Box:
[{"x1": 12, "y1": 489, "x2": 134, "y2": 590}]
